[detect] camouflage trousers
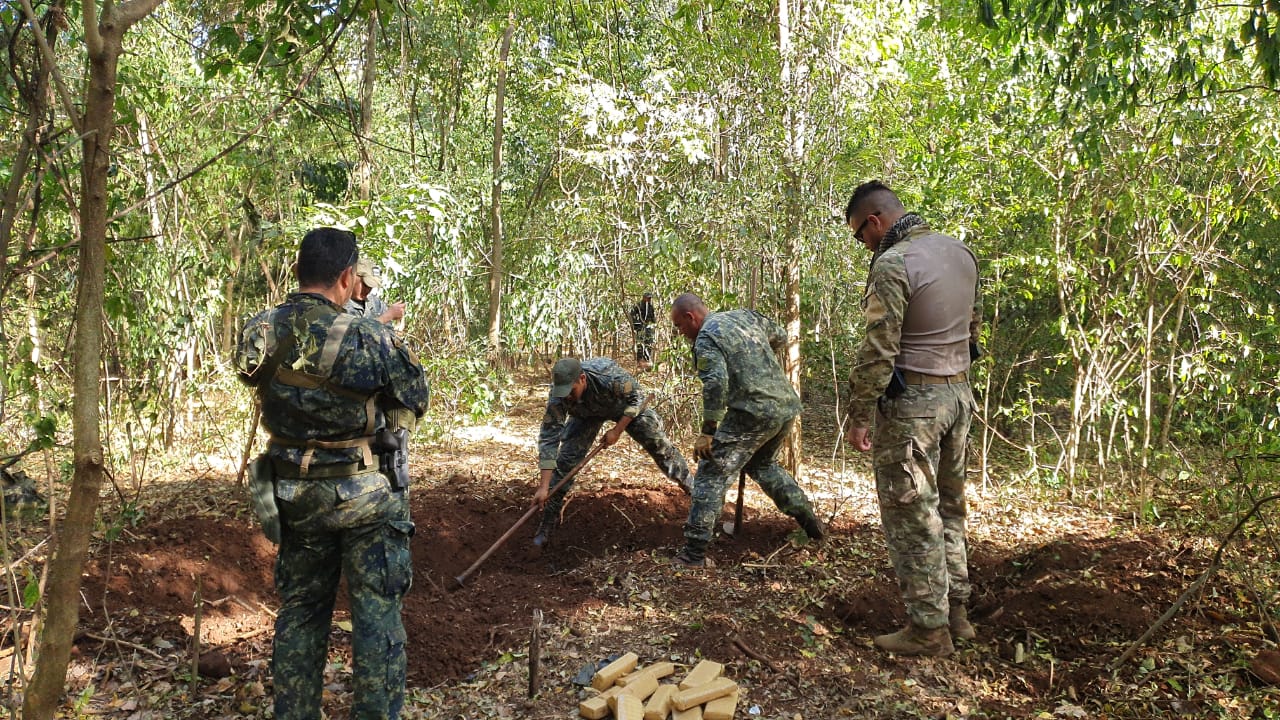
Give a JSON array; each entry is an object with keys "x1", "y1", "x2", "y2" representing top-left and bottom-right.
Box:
[
  {"x1": 541, "y1": 408, "x2": 691, "y2": 528},
  {"x1": 273, "y1": 469, "x2": 414, "y2": 720},
  {"x1": 684, "y1": 414, "x2": 814, "y2": 554},
  {"x1": 872, "y1": 382, "x2": 974, "y2": 630},
  {"x1": 634, "y1": 325, "x2": 656, "y2": 363}
]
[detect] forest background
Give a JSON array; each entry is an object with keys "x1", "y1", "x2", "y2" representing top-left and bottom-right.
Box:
[{"x1": 1, "y1": 0, "x2": 1279, "y2": 717}]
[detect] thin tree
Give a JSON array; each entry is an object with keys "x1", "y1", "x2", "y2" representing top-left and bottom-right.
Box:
[
  {"x1": 22, "y1": 1, "x2": 166, "y2": 717},
  {"x1": 486, "y1": 16, "x2": 515, "y2": 355},
  {"x1": 777, "y1": 0, "x2": 807, "y2": 477}
]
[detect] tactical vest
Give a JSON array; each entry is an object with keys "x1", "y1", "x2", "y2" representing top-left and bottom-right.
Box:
[{"x1": 246, "y1": 301, "x2": 378, "y2": 475}]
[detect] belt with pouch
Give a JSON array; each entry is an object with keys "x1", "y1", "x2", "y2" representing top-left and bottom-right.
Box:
[
  {"x1": 272, "y1": 457, "x2": 369, "y2": 480},
  {"x1": 900, "y1": 370, "x2": 968, "y2": 385}
]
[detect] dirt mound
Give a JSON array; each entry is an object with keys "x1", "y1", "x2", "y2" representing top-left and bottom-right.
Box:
[
  {"x1": 75, "y1": 475, "x2": 800, "y2": 684},
  {"x1": 408, "y1": 474, "x2": 811, "y2": 681}
]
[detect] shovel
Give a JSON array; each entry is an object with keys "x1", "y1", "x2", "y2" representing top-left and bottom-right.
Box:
[
  {"x1": 449, "y1": 442, "x2": 607, "y2": 591},
  {"x1": 722, "y1": 470, "x2": 746, "y2": 536}
]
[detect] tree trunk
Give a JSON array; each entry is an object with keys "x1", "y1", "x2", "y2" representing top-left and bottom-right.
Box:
[
  {"x1": 0, "y1": 1, "x2": 61, "y2": 286},
  {"x1": 777, "y1": 0, "x2": 807, "y2": 477},
  {"x1": 486, "y1": 16, "x2": 515, "y2": 355},
  {"x1": 355, "y1": 9, "x2": 377, "y2": 200},
  {"x1": 23, "y1": 2, "x2": 164, "y2": 717}
]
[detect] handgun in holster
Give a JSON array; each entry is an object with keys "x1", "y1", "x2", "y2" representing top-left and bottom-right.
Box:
[
  {"x1": 374, "y1": 428, "x2": 410, "y2": 492},
  {"x1": 884, "y1": 367, "x2": 907, "y2": 399}
]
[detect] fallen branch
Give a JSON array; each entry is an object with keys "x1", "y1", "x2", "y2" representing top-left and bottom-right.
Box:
[
  {"x1": 731, "y1": 635, "x2": 783, "y2": 674},
  {"x1": 82, "y1": 631, "x2": 165, "y2": 660},
  {"x1": 1111, "y1": 493, "x2": 1280, "y2": 670}
]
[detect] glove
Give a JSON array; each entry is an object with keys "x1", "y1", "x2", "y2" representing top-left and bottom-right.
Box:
[{"x1": 693, "y1": 434, "x2": 714, "y2": 461}]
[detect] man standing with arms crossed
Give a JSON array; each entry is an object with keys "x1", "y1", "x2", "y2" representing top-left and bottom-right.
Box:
[
  {"x1": 842, "y1": 181, "x2": 981, "y2": 657},
  {"x1": 669, "y1": 294, "x2": 824, "y2": 567},
  {"x1": 237, "y1": 227, "x2": 429, "y2": 719}
]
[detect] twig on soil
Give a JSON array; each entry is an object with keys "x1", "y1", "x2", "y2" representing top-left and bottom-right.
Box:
[
  {"x1": 764, "y1": 543, "x2": 791, "y2": 564},
  {"x1": 2, "y1": 537, "x2": 48, "y2": 574},
  {"x1": 83, "y1": 631, "x2": 165, "y2": 660},
  {"x1": 206, "y1": 595, "x2": 264, "y2": 616},
  {"x1": 1111, "y1": 492, "x2": 1280, "y2": 670},
  {"x1": 612, "y1": 503, "x2": 636, "y2": 530},
  {"x1": 731, "y1": 635, "x2": 783, "y2": 674}
]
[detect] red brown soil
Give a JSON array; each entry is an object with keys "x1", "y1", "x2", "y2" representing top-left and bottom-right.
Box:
[
  {"x1": 69, "y1": 471, "x2": 1253, "y2": 719},
  {"x1": 76, "y1": 475, "x2": 797, "y2": 684}
]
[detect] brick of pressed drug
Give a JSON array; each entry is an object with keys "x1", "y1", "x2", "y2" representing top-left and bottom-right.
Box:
[
  {"x1": 614, "y1": 694, "x2": 645, "y2": 720},
  {"x1": 579, "y1": 686, "x2": 624, "y2": 719},
  {"x1": 673, "y1": 677, "x2": 738, "y2": 711},
  {"x1": 672, "y1": 704, "x2": 703, "y2": 720},
  {"x1": 611, "y1": 672, "x2": 659, "y2": 708},
  {"x1": 703, "y1": 690, "x2": 740, "y2": 720},
  {"x1": 618, "y1": 661, "x2": 676, "y2": 686},
  {"x1": 592, "y1": 652, "x2": 640, "y2": 691},
  {"x1": 677, "y1": 659, "x2": 724, "y2": 690},
  {"x1": 643, "y1": 684, "x2": 677, "y2": 720}
]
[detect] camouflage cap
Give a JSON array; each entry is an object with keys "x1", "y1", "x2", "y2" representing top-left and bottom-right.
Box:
[
  {"x1": 550, "y1": 357, "x2": 582, "y2": 398},
  {"x1": 354, "y1": 259, "x2": 381, "y2": 289}
]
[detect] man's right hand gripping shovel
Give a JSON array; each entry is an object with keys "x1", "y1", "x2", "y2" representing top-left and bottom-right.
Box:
[{"x1": 450, "y1": 440, "x2": 609, "y2": 592}]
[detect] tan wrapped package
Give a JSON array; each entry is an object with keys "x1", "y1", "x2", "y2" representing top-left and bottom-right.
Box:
[
  {"x1": 612, "y1": 672, "x2": 659, "y2": 707},
  {"x1": 615, "y1": 694, "x2": 645, "y2": 720},
  {"x1": 618, "y1": 661, "x2": 676, "y2": 686},
  {"x1": 643, "y1": 684, "x2": 677, "y2": 720},
  {"x1": 673, "y1": 677, "x2": 738, "y2": 711},
  {"x1": 678, "y1": 659, "x2": 724, "y2": 689},
  {"x1": 592, "y1": 652, "x2": 640, "y2": 691},
  {"x1": 579, "y1": 686, "x2": 624, "y2": 719},
  {"x1": 704, "y1": 690, "x2": 740, "y2": 720},
  {"x1": 672, "y1": 705, "x2": 703, "y2": 720}
]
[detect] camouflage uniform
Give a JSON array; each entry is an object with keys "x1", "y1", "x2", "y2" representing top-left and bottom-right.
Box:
[
  {"x1": 1, "y1": 467, "x2": 47, "y2": 523},
  {"x1": 346, "y1": 294, "x2": 390, "y2": 322},
  {"x1": 846, "y1": 215, "x2": 981, "y2": 631},
  {"x1": 237, "y1": 292, "x2": 428, "y2": 720},
  {"x1": 537, "y1": 358, "x2": 691, "y2": 533},
  {"x1": 684, "y1": 309, "x2": 817, "y2": 558},
  {"x1": 630, "y1": 297, "x2": 657, "y2": 365}
]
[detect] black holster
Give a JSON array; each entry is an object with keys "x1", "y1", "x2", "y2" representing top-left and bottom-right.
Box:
[
  {"x1": 883, "y1": 367, "x2": 907, "y2": 399},
  {"x1": 374, "y1": 428, "x2": 410, "y2": 492}
]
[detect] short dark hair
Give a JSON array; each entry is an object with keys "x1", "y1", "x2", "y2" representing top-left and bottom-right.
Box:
[
  {"x1": 296, "y1": 227, "x2": 358, "y2": 287},
  {"x1": 844, "y1": 180, "x2": 903, "y2": 224},
  {"x1": 671, "y1": 292, "x2": 706, "y2": 315}
]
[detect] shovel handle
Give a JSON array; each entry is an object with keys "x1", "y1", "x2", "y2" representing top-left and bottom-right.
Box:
[
  {"x1": 733, "y1": 470, "x2": 746, "y2": 530},
  {"x1": 450, "y1": 442, "x2": 607, "y2": 591}
]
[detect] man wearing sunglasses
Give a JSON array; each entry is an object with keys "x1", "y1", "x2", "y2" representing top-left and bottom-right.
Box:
[{"x1": 842, "y1": 181, "x2": 982, "y2": 657}]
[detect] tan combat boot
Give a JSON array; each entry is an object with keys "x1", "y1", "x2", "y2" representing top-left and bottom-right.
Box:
[
  {"x1": 949, "y1": 603, "x2": 976, "y2": 641},
  {"x1": 873, "y1": 623, "x2": 955, "y2": 657}
]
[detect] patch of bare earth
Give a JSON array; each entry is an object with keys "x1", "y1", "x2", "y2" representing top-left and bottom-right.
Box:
[{"x1": 8, "y1": 380, "x2": 1277, "y2": 719}]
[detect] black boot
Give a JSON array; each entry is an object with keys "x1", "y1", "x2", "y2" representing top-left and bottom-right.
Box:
[
  {"x1": 796, "y1": 510, "x2": 826, "y2": 540},
  {"x1": 532, "y1": 516, "x2": 558, "y2": 548}
]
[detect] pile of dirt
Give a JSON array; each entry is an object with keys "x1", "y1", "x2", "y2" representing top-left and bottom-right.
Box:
[{"x1": 75, "y1": 474, "x2": 798, "y2": 684}]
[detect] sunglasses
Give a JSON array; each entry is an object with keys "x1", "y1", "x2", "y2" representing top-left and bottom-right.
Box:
[{"x1": 853, "y1": 212, "x2": 879, "y2": 242}]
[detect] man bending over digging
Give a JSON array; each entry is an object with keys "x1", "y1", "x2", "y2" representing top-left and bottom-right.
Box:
[{"x1": 530, "y1": 357, "x2": 692, "y2": 549}]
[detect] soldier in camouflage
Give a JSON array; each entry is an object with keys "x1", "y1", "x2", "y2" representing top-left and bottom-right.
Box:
[
  {"x1": 842, "y1": 181, "x2": 981, "y2": 657},
  {"x1": 531, "y1": 357, "x2": 692, "y2": 547},
  {"x1": 1, "y1": 466, "x2": 47, "y2": 523},
  {"x1": 236, "y1": 228, "x2": 429, "y2": 720},
  {"x1": 669, "y1": 294, "x2": 824, "y2": 567},
  {"x1": 630, "y1": 292, "x2": 657, "y2": 369},
  {"x1": 345, "y1": 259, "x2": 406, "y2": 326}
]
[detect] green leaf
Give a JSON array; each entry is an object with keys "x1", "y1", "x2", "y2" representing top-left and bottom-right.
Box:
[{"x1": 23, "y1": 574, "x2": 40, "y2": 608}]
